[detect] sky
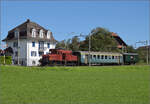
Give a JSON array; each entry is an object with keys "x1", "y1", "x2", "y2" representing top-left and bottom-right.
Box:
[{"x1": 1, "y1": 0, "x2": 150, "y2": 48}]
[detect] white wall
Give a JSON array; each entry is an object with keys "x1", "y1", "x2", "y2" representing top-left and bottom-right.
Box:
[
  {"x1": 6, "y1": 39, "x2": 56, "y2": 66},
  {"x1": 27, "y1": 40, "x2": 56, "y2": 66},
  {"x1": 6, "y1": 39, "x2": 27, "y2": 65},
  {"x1": 27, "y1": 40, "x2": 40, "y2": 66}
]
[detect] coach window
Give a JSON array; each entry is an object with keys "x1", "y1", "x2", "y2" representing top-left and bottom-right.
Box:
[
  {"x1": 101, "y1": 55, "x2": 104, "y2": 59},
  {"x1": 109, "y1": 56, "x2": 111, "y2": 59},
  {"x1": 105, "y1": 55, "x2": 107, "y2": 59},
  {"x1": 93, "y1": 55, "x2": 96, "y2": 59},
  {"x1": 97, "y1": 55, "x2": 100, "y2": 59},
  {"x1": 112, "y1": 56, "x2": 114, "y2": 59},
  {"x1": 115, "y1": 56, "x2": 118, "y2": 59},
  {"x1": 86, "y1": 55, "x2": 88, "y2": 58}
]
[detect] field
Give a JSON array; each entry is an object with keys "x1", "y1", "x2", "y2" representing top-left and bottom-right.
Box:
[{"x1": 0, "y1": 65, "x2": 150, "y2": 104}]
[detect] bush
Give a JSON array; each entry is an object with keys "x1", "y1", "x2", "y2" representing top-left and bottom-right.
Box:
[{"x1": 0, "y1": 56, "x2": 12, "y2": 65}]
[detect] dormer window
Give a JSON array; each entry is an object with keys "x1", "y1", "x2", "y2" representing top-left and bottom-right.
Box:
[
  {"x1": 47, "y1": 30, "x2": 51, "y2": 39},
  {"x1": 32, "y1": 28, "x2": 36, "y2": 37},
  {"x1": 14, "y1": 30, "x2": 19, "y2": 38},
  {"x1": 39, "y1": 29, "x2": 44, "y2": 38}
]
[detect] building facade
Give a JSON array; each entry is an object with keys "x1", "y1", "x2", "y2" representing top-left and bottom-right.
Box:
[{"x1": 3, "y1": 19, "x2": 56, "y2": 66}]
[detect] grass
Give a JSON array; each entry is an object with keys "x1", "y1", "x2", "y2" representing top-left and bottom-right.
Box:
[{"x1": 0, "y1": 65, "x2": 150, "y2": 104}]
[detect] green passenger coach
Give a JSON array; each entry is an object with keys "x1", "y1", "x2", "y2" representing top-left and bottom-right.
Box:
[{"x1": 123, "y1": 53, "x2": 138, "y2": 64}]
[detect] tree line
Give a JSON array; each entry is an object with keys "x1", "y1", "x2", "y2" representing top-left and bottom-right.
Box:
[{"x1": 56, "y1": 27, "x2": 149, "y2": 63}]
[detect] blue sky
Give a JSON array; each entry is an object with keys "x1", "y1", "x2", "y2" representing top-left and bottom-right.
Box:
[{"x1": 1, "y1": 0, "x2": 149, "y2": 47}]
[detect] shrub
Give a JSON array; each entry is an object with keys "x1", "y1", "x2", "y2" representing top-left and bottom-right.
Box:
[{"x1": 0, "y1": 56, "x2": 12, "y2": 65}]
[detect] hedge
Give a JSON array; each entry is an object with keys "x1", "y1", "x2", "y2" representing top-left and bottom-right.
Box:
[{"x1": 0, "y1": 56, "x2": 12, "y2": 65}]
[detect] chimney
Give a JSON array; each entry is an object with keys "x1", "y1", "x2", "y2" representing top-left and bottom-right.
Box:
[{"x1": 27, "y1": 19, "x2": 30, "y2": 22}]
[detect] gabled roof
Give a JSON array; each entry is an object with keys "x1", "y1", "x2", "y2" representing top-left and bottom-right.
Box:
[
  {"x1": 3, "y1": 19, "x2": 57, "y2": 43},
  {"x1": 111, "y1": 32, "x2": 127, "y2": 48}
]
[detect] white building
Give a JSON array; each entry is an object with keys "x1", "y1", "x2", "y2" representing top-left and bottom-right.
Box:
[{"x1": 3, "y1": 19, "x2": 57, "y2": 66}]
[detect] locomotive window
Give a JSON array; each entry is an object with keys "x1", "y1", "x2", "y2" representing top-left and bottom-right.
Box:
[
  {"x1": 105, "y1": 55, "x2": 107, "y2": 59},
  {"x1": 97, "y1": 55, "x2": 100, "y2": 59},
  {"x1": 101, "y1": 55, "x2": 104, "y2": 59},
  {"x1": 112, "y1": 56, "x2": 114, "y2": 59},
  {"x1": 93, "y1": 55, "x2": 96, "y2": 58}
]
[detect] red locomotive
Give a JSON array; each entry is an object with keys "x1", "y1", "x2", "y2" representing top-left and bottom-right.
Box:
[{"x1": 40, "y1": 49, "x2": 78, "y2": 66}]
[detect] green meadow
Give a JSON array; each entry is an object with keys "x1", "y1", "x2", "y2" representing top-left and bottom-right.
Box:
[{"x1": 0, "y1": 65, "x2": 150, "y2": 104}]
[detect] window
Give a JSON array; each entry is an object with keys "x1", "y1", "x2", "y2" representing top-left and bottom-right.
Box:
[
  {"x1": 47, "y1": 43, "x2": 50, "y2": 48},
  {"x1": 32, "y1": 29, "x2": 36, "y2": 37},
  {"x1": 101, "y1": 55, "x2": 104, "y2": 59},
  {"x1": 32, "y1": 42, "x2": 35, "y2": 47},
  {"x1": 15, "y1": 30, "x2": 19, "y2": 38},
  {"x1": 130, "y1": 56, "x2": 134, "y2": 60},
  {"x1": 13, "y1": 42, "x2": 18, "y2": 47},
  {"x1": 47, "y1": 30, "x2": 51, "y2": 39},
  {"x1": 85, "y1": 55, "x2": 88, "y2": 58},
  {"x1": 112, "y1": 56, "x2": 114, "y2": 59},
  {"x1": 105, "y1": 55, "x2": 107, "y2": 59},
  {"x1": 15, "y1": 51, "x2": 18, "y2": 57},
  {"x1": 32, "y1": 61, "x2": 36, "y2": 65},
  {"x1": 97, "y1": 55, "x2": 100, "y2": 59},
  {"x1": 39, "y1": 51, "x2": 44, "y2": 56},
  {"x1": 31, "y1": 51, "x2": 37, "y2": 56},
  {"x1": 109, "y1": 56, "x2": 111, "y2": 59},
  {"x1": 93, "y1": 55, "x2": 96, "y2": 59},
  {"x1": 39, "y1": 29, "x2": 44, "y2": 38},
  {"x1": 39, "y1": 41, "x2": 44, "y2": 50}
]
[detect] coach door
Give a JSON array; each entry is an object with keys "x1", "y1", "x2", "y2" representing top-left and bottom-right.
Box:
[
  {"x1": 118, "y1": 56, "x2": 120, "y2": 64},
  {"x1": 85, "y1": 55, "x2": 88, "y2": 64}
]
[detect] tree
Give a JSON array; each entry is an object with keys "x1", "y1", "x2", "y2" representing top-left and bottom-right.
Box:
[
  {"x1": 55, "y1": 40, "x2": 66, "y2": 49},
  {"x1": 79, "y1": 27, "x2": 120, "y2": 52},
  {"x1": 69, "y1": 36, "x2": 80, "y2": 51},
  {"x1": 126, "y1": 46, "x2": 136, "y2": 53},
  {"x1": 136, "y1": 46, "x2": 150, "y2": 63},
  {"x1": 56, "y1": 36, "x2": 80, "y2": 51}
]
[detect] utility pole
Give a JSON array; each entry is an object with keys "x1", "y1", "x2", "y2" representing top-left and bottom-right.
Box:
[
  {"x1": 122, "y1": 43, "x2": 124, "y2": 53},
  {"x1": 146, "y1": 40, "x2": 149, "y2": 65},
  {"x1": 75, "y1": 32, "x2": 91, "y2": 66},
  {"x1": 17, "y1": 29, "x2": 20, "y2": 65},
  {"x1": 135, "y1": 40, "x2": 149, "y2": 65},
  {"x1": 88, "y1": 33, "x2": 91, "y2": 66}
]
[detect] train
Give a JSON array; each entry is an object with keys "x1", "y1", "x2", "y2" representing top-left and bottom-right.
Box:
[
  {"x1": 40, "y1": 49, "x2": 77, "y2": 66},
  {"x1": 40, "y1": 49, "x2": 138, "y2": 66}
]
